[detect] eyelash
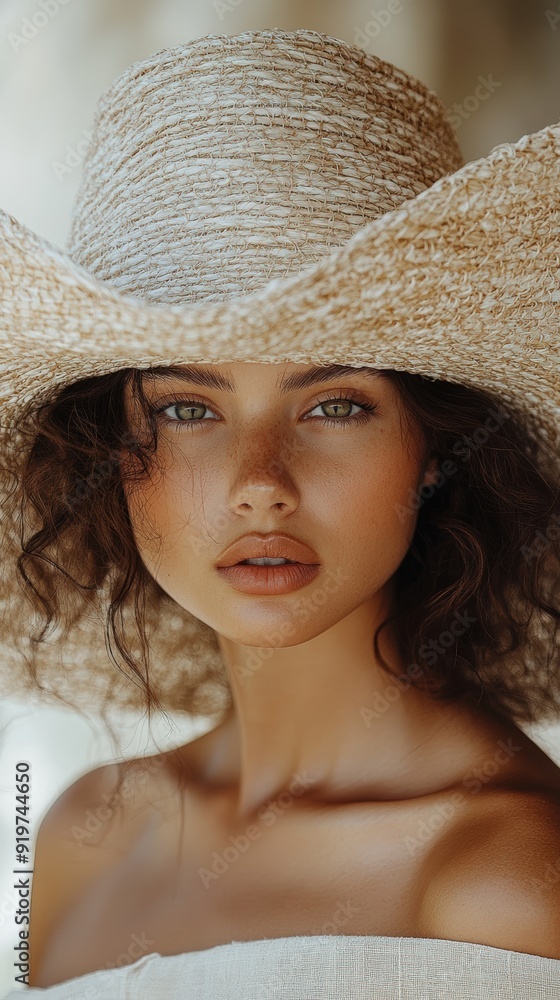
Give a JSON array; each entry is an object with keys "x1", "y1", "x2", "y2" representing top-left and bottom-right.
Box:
[{"x1": 152, "y1": 389, "x2": 378, "y2": 433}]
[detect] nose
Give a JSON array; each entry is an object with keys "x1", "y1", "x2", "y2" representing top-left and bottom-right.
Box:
[{"x1": 227, "y1": 436, "x2": 300, "y2": 517}]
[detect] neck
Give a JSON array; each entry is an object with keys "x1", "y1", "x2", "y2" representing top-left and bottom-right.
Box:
[{"x1": 194, "y1": 586, "x2": 470, "y2": 823}]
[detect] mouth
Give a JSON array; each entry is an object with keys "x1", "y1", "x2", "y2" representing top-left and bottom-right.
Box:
[
  {"x1": 215, "y1": 533, "x2": 320, "y2": 569},
  {"x1": 215, "y1": 559, "x2": 321, "y2": 595}
]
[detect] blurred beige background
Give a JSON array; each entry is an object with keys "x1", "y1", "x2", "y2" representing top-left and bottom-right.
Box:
[{"x1": 1, "y1": 0, "x2": 560, "y2": 993}]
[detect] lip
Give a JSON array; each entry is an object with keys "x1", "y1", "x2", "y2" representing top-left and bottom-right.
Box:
[
  {"x1": 215, "y1": 532, "x2": 320, "y2": 568},
  {"x1": 216, "y1": 561, "x2": 321, "y2": 595}
]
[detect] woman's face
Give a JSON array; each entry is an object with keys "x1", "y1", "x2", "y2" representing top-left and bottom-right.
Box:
[{"x1": 122, "y1": 363, "x2": 437, "y2": 646}]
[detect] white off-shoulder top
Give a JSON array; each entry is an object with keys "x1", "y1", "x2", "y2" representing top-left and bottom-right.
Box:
[{"x1": 3, "y1": 933, "x2": 560, "y2": 999}]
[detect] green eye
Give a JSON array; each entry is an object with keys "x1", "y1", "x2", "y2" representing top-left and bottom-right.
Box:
[{"x1": 154, "y1": 392, "x2": 378, "y2": 432}]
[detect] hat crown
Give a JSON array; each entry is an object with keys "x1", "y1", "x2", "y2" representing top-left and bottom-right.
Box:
[{"x1": 65, "y1": 29, "x2": 464, "y2": 304}]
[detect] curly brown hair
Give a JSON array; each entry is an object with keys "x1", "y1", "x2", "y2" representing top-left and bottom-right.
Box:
[{"x1": 11, "y1": 364, "x2": 560, "y2": 820}]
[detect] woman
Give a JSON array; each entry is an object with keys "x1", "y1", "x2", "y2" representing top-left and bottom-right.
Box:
[{"x1": 1, "y1": 28, "x2": 560, "y2": 999}]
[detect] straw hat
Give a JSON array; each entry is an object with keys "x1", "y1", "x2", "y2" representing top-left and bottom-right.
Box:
[{"x1": 1, "y1": 28, "x2": 559, "y2": 721}]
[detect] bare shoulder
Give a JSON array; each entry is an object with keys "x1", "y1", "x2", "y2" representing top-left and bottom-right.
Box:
[
  {"x1": 420, "y1": 788, "x2": 560, "y2": 959},
  {"x1": 29, "y1": 753, "x2": 172, "y2": 986}
]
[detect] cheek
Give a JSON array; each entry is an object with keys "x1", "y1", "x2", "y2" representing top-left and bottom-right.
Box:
[
  {"x1": 122, "y1": 451, "x2": 225, "y2": 572},
  {"x1": 330, "y1": 436, "x2": 424, "y2": 577}
]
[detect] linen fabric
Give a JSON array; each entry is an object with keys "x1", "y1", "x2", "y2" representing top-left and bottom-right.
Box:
[{"x1": 3, "y1": 934, "x2": 560, "y2": 999}]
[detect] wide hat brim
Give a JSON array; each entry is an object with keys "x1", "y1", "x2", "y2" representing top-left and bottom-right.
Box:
[{"x1": 1, "y1": 117, "x2": 560, "y2": 719}]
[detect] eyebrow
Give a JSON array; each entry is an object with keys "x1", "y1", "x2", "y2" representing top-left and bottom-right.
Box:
[{"x1": 141, "y1": 363, "x2": 386, "y2": 395}]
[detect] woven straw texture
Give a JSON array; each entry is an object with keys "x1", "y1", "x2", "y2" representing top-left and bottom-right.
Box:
[
  {"x1": 0, "y1": 29, "x2": 559, "y2": 717},
  {"x1": 3, "y1": 935, "x2": 560, "y2": 999}
]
